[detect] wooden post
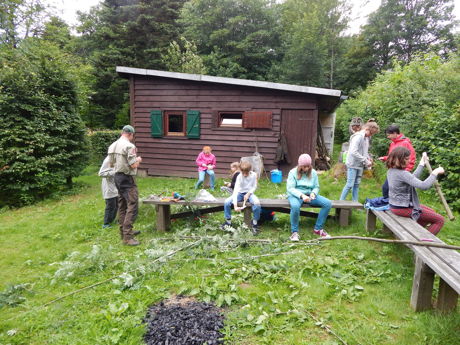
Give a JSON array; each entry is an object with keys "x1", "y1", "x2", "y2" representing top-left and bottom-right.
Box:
[
  {"x1": 336, "y1": 208, "x2": 350, "y2": 227},
  {"x1": 243, "y1": 207, "x2": 252, "y2": 228},
  {"x1": 156, "y1": 204, "x2": 171, "y2": 232},
  {"x1": 410, "y1": 256, "x2": 435, "y2": 311},
  {"x1": 436, "y1": 278, "x2": 458, "y2": 312},
  {"x1": 365, "y1": 209, "x2": 376, "y2": 233}
]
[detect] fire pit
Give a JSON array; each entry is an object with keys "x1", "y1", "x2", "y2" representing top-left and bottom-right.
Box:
[{"x1": 143, "y1": 295, "x2": 225, "y2": 345}]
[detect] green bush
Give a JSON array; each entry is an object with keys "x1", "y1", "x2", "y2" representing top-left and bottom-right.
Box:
[
  {"x1": 336, "y1": 54, "x2": 460, "y2": 210},
  {"x1": 88, "y1": 130, "x2": 120, "y2": 164},
  {"x1": 0, "y1": 40, "x2": 89, "y2": 207}
]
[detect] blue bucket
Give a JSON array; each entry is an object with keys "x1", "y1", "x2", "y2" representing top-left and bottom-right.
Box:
[{"x1": 270, "y1": 169, "x2": 282, "y2": 183}]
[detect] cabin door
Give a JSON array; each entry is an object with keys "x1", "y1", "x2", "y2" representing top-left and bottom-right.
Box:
[{"x1": 280, "y1": 109, "x2": 317, "y2": 175}]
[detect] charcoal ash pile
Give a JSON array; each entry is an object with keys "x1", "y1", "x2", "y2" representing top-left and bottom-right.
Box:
[{"x1": 143, "y1": 295, "x2": 225, "y2": 345}]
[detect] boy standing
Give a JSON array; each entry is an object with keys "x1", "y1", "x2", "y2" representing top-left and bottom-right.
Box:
[
  {"x1": 222, "y1": 161, "x2": 261, "y2": 235},
  {"x1": 99, "y1": 155, "x2": 118, "y2": 228},
  {"x1": 378, "y1": 124, "x2": 416, "y2": 199}
]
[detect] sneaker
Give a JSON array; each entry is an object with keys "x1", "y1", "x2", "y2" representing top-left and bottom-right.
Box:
[
  {"x1": 313, "y1": 229, "x2": 331, "y2": 238},
  {"x1": 102, "y1": 224, "x2": 111, "y2": 229},
  {"x1": 251, "y1": 223, "x2": 259, "y2": 236},
  {"x1": 132, "y1": 230, "x2": 141, "y2": 236},
  {"x1": 123, "y1": 239, "x2": 140, "y2": 246},
  {"x1": 290, "y1": 232, "x2": 300, "y2": 242},
  {"x1": 220, "y1": 222, "x2": 232, "y2": 231}
]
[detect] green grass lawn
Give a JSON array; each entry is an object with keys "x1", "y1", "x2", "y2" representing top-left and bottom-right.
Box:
[{"x1": 0, "y1": 165, "x2": 459, "y2": 345}]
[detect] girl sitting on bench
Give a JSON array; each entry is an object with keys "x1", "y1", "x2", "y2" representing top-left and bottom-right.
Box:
[
  {"x1": 386, "y1": 147, "x2": 445, "y2": 235},
  {"x1": 195, "y1": 146, "x2": 216, "y2": 190},
  {"x1": 287, "y1": 153, "x2": 332, "y2": 241}
]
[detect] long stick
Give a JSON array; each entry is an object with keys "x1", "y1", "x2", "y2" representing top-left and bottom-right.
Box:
[{"x1": 424, "y1": 157, "x2": 455, "y2": 221}]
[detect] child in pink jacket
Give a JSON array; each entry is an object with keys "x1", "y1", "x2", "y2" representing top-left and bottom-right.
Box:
[{"x1": 195, "y1": 146, "x2": 216, "y2": 190}]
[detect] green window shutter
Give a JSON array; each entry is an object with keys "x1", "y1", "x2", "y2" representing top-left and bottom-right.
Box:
[
  {"x1": 150, "y1": 110, "x2": 163, "y2": 137},
  {"x1": 186, "y1": 110, "x2": 200, "y2": 138}
]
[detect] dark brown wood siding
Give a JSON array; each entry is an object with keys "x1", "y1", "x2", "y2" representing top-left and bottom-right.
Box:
[{"x1": 131, "y1": 76, "x2": 318, "y2": 178}]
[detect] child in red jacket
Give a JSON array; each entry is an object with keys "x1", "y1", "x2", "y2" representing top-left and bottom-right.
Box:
[{"x1": 379, "y1": 125, "x2": 416, "y2": 199}]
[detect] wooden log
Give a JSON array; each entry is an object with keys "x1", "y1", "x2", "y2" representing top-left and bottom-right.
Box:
[
  {"x1": 243, "y1": 207, "x2": 252, "y2": 227},
  {"x1": 336, "y1": 208, "x2": 350, "y2": 227},
  {"x1": 156, "y1": 204, "x2": 171, "y2": 232},
  {"x1": 366, "y1": 209, "x2": 377, "y2": 233},
  {"x1": 410, "y1": 256, "x2": 435, "y2": 311},
  {"x1": 436, "y1": 278, "x2": 458, "y2": 312}
]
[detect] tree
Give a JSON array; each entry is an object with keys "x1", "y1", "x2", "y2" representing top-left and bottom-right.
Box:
[
  {"x1": 362, "y1": 0, "x2": 456, "y2": 69},
  {"x1": 75, "y1": 0, "x2": 187, "y2": 128},
  {"x1": 0, "y1": 0, "x2": 48, "y2": 48},
  {"x1": 179, "y1": 0, "x2": 281, "y2": 80},
  {"x1": 0, "y1": 40, "x2": 88, "y2": 207},
  {"x1": 270, "y1": 0, "x2": 350, "y2": 88},
  {"x1": 162, "y1": 37, "x2": 207, "y2": 74}
]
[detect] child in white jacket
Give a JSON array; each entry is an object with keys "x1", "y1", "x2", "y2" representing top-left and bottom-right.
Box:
[{"x1": 98, "y1": 156, "x2": 119, "y2": 228}]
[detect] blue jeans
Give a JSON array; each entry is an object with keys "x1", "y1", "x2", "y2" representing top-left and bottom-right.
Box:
[
  {"x1": 224, "y1": 193, "x2": 261, "y2": 222},
  {"x1": 195, "y1": 170, "x2": 215, "y2": 189},
  {"x1": 288, "y1": 195, "x2": 332, "y2": 232},
  {"x1": 340, "y1": 167, "x2": 363, "y2": 201}
]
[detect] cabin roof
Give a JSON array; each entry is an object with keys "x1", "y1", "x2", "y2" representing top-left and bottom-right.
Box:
[{"x1": 116, "y1": 66, "x2": 342, "y2": 99}]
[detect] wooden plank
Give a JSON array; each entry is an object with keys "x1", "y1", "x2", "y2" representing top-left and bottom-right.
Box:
[
  {"x1": 170, "y1": 206, "x2": 224, "y2": 219},
  {"x1": 436, "y1": 278, "x2": 458, "y2": 312},
  {"x1": 337, "y1": 208, "x2": 351, "y2": 227},
  {"x1": 243, "y1": 207, "x2": 252, "y2": 227},
  {"x1": 410, "y1": 256, "x2": 435, "y2": 311}
]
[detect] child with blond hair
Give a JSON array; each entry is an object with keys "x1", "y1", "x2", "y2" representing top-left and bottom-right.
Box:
[
  {"x1": 220, "y1": 162, "x2": 240, "y2": 194},
  {"x1": 222, "y1": 161, "x2": 261, "y2": 235},
  {"x1": 195, "y1": 146, "x2": 216, "y2": 190}
]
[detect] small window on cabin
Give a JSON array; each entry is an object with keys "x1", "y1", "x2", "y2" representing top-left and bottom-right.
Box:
[
  {"x1": 165, "y1": 111, "x2": 186, "y2": 136},
  {"x1": 219, "y1": 112, "x2": 243, "y2": 128}
]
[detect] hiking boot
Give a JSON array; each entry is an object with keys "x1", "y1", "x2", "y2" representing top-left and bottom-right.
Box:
[
  {"x1": 290, "y1": 232, "x2": 300, "y2": 242},
  {"x1": 313, "y1": 229, "x2": 331, "y2": 238},
  {"x1": 123, "y1": 238, "x2": 140, "y2": 246},
  {"x1": 251, "y1": 223, "x2": 259, "y2": 236}
]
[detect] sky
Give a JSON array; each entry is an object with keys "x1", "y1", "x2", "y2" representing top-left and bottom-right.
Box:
[{"x1": 46, "y1": 0, "x2": 460, "y2": 35}]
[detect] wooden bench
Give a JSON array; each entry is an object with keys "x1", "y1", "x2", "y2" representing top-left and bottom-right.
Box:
[
  {"x1": 143, "y1": 197, "x2": 362, "y2": 231},
  {"x1": 366, "y1": 209, "x2": 460, "y2": 312}
]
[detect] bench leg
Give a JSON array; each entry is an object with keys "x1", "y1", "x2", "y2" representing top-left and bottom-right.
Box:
[
  {"x1": 156, "y1": 204, "x2": 171, "y2": 232},
  {"x1": 410, "y1": 257, "x2": 435, "y2": 311},
  {"x1": 336, "y1": 208, "x2": 350, "y2": 226},
  {"x1": 436, "y1": 278, "x2": 458, "y2": 312},
  {"x1": 365, "y1": 209, "x2": 377, "y2": 233},
  {"x1": 243, "y1": 208, "x2": 252, "y2": 228}
]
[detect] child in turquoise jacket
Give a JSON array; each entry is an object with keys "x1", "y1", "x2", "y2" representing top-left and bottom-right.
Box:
[{"x1": 287, "y1": 154, "x2": 332, "y2": 241}]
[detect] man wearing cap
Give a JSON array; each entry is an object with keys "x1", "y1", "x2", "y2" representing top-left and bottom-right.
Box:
[{"x1": 108, "y1": 125, "x2": 142, "y2": 246}]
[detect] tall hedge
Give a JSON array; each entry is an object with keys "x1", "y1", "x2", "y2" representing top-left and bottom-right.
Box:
[
  {"x1": 88, "y1": 130, "x2": 120, "y2": 165},
  {"x1": 0, "y1": 40, "x2": 88, "y2": 207},
  {"x1": 336, "y1": 54, "x2": 460, "y2": 210}
]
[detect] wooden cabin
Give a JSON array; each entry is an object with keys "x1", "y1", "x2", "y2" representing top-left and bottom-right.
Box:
[{"x1": 116, "y1": 66, "x2": 343, "y2": 178}]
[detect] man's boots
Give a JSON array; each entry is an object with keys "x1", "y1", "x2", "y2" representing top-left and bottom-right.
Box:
[{"x1": 123, "y1": 238, "x2": 140, "y2": 246}]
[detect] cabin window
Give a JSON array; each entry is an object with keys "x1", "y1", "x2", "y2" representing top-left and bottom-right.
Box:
[
  {"x1": 150, "y1": 109, "x2": 201, "y2": 138},
  {"x1": 164, "y1": 111, "x2": 186, "y2": 136},
  {"x1": 219, "y1": 112, "x2": 243, "y2": 128},
  {"x1": 216, "y1": 111, "x2": 272, "y2": 129}
]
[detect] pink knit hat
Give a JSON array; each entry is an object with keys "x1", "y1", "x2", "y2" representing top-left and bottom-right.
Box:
[{"x1": 298, "y1": 153, "x2": 312, "y2": 166}]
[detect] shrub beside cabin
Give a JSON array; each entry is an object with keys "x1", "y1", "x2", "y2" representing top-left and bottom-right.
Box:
[{"x1": 116, "y1": 66, "x2": 343, "y2": 178}]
